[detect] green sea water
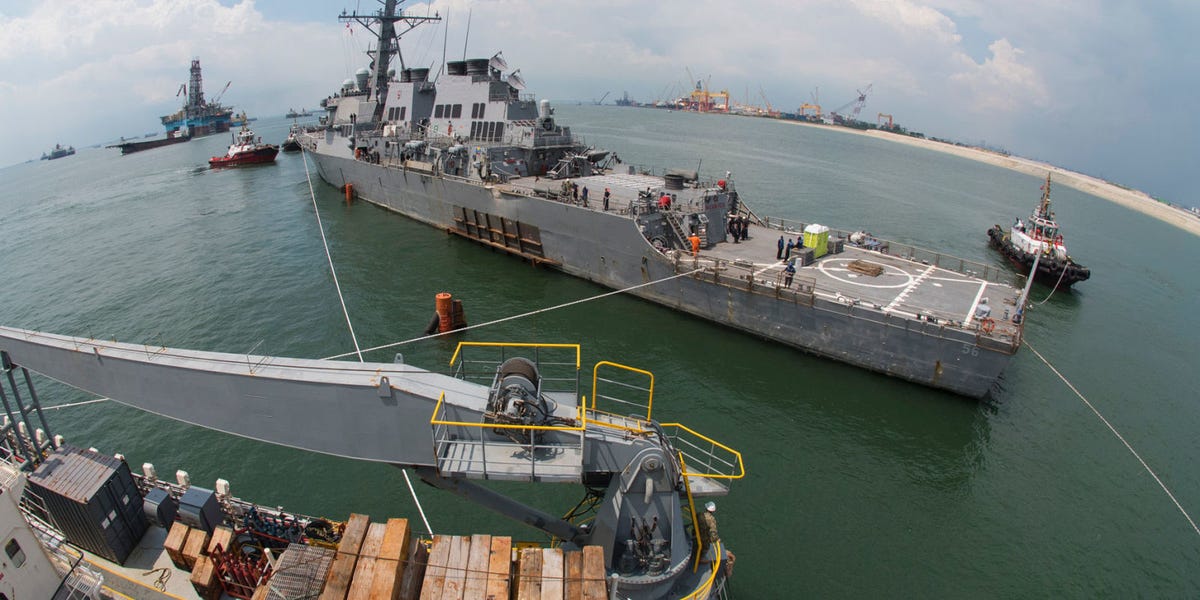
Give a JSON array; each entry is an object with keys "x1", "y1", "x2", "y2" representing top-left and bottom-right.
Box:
[{"x1": 1, "y1": 106, "x2": 1198, "y2": 597}]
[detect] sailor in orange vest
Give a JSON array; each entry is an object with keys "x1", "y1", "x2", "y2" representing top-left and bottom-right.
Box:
[{"x1": 688, "y1": 233, "x2": 701, "y2": 257}]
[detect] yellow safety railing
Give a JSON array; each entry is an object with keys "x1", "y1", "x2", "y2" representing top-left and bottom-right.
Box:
[
  {"x1": 429, "y1": 391, "x2": 588, "y2": 432},
  {"x1": 679, "y1": 540, "x2": 723, "y2": 600},
  {"x1": 681, "y1": 452, "x2": 703, "y2": 573},
  {"x1": 590, "y1": 361, "x2": 654, "y2": 420},
  {"x1": 449, "y1": 341, "x2": 581, "y2": 369},
  {"x1": 661, "y1": 422, "x2": 745, "y2": 481}
]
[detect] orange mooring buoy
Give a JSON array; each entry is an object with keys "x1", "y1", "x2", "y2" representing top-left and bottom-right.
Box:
[
  {"x1": 344, "y1": 183, "x2": 354, "y2": 203},
  {"x1": 435, "y1": 292, "x2": 453, "y2": 333}
]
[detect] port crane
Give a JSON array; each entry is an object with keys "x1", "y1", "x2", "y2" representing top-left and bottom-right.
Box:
[
  {"x1": 211, "y1": 81, "x2": 232, "y2": 105},
  {"x1": 594, "y1": 91, "x2": 610, "y2": 105},
  {"x1": 829, "y1": 83, "x2": 873, "y2": 123},
  {"x1": 0, "y1": 327, "x2": 742, "y2": 599}
]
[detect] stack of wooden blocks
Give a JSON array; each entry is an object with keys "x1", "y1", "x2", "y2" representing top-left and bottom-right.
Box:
[
  {"x1": 512, "y1": 545, "x2": 606, "y2": 600},
  {"x1": 319, "y1": 514, "x2": 414, "y2": 600},
  {"x1": 164, "y1": 521, "x2": 238, "y2": 600}
]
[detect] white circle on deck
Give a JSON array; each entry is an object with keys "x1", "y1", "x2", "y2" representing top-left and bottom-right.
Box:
[{"x1": 816, "y1": 258, "x2": 915, "y2": 289}]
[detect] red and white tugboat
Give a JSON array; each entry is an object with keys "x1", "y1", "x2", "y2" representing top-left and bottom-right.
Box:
[
  {"x1": 987, "y1": 173, "x2": 1090, "y2": 289},
  {"x1": 208, "y1": 118, "x2": 278, "y2": 167}
]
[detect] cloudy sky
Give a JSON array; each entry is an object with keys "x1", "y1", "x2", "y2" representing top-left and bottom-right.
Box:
[{"x1": 1, "y1": 0, "x2": 1195, "y2": 203}]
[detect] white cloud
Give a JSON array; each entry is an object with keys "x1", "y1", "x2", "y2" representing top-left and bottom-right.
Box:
[
  {"x1": 0, "y1": 0, "x2": 1193, "y2": 201},
  {"x1": 949, "y1": 38, "x2": 1048, "y2": 113}
]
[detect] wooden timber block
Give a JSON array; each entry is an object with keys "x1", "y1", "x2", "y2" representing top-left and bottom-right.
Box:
[
  {"x1": 398, "y1": 538, "x2": 429, "y2": 600},
  {"x1": 164, "y1": 521, "x2": 190, "y2": 569},
  {"x1": 189, "y1": 555, "x2": 221, "y2": 600},
  {"x1": 484, "y1": 537, "x2": 512, "y2": 600},
  {"x1": 418, "y1": 535, "x2": 452, "y2": 600},
  {"x1": 540, "y1": 548, "x2": 564, "y2": 600},
  {"x1": 182, "y1": 527, "x2": 210, "y2": 571},
  {"x1": 580, "y1": 546, "x2": 605, "y2": 600},
  {"x1": 251, "y1": 585, "x2": 270, "y2": 600},
  {"x1": 369, "y1": 519, "x2": 411, "y2": 600},
  {"x1": 348, "y1": 524, "x2": 388, "y2": 600},
  {"x1": 339, "y1": 513, "x2": 372, "y2": 555},
  {"x1": 848, "y1": 259, "x2": 883, "y2": 277},
  {"x1": 207, "y1": 525, "x2": 234, "y2": 555},
  {"x1": 462, "y1": 534, "x2": 491, "y2": 600},
  {"x1": 441, "y1": 536, "x2": 469, "y2": 600},
  {"x1": 515, "y1": 547, "x2": 543, "y2": 600},
  {"x1": 564, "y1": 551, "x2": 583, "y2": 600},
  {"x1": 379, "y1": 519, "x2": 411, "y2": 563},
  {"x1": 321, "y1": 550, "x2": 360, "y2": 600}
]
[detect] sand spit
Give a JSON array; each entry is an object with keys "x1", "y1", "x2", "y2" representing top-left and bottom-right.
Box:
[{"x1": 782, "y1": 120, "x2": 1200, "y2": 237}]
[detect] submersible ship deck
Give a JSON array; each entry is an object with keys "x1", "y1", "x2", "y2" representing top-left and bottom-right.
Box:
[
  {"x1": 0, "y1": 328, "x2": 741, "y2": 599},
  {"x1": 302, "y1": 1, "x2": 1025, "y2": 398}
]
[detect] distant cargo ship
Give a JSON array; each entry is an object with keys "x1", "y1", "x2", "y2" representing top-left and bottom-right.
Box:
[
  {"x1": 41, "y1": 144, "x2": 75, "y2": 160},
  {"x1": 160, "y1": 59, "x2": 233, "y2": 137}
]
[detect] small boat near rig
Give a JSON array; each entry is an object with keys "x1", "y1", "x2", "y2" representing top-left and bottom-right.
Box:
[
  {"x1": 209, "y1": 119, "x2": 278, "y2": 167},
  {"x1": 302, "y1": 1, "x2": 1028, "y2": 399},
  {"x1": 988, "y1": 173, "x2": 1090, "y2": 289},
  {"x1": 0, "y1": 327, "x2": 741, "y2": 599}
]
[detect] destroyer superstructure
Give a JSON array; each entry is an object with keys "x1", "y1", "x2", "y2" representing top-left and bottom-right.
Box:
[{"x1": 302, "y1": 1, "x2": 1027, "y2": 398}]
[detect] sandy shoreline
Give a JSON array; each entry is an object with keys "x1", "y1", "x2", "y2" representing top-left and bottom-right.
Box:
[{"x1": 783, "y1": 120, "x2": 1200, "y2": 237}]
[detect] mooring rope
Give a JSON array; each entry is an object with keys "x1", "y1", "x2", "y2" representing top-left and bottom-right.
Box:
[
  {"x1": 43, "y1": 398, "x2": 108, "y2": 411},
  {"x1": 1024, "y1": 339, "x2": 1200, "y2": 537},
  {"x1": 1031, "y1": 261, "x2": 1069, "y2": 306},
  {"x1": 300, "y1": 148, "x2": 363, "y2": 362},
  {"x1": 323, "y1": 266, "x2": 707, "y2": 360},
  {"x1": 300, "y1": 147, "x2": 433, "y2": 537}
]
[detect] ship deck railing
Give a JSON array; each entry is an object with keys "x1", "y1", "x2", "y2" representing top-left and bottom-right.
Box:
[
  {"x1": 667, "y1": 250, "x2": 1023, "y2": 352},
  {"x1": 435, "y1": 343, "x2": 586, "y2": 482},
  {"x1": 763, "y1": 216, "x2": 1025, "y2": 288},
  {"x1": 662, "y1": 423, "x2": 745, "y2": 497}
]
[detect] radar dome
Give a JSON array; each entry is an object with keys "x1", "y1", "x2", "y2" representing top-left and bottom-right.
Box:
[
  {"x1": 342, "y1": 78, "x2": 355, "y2": 91},
  {"x1": 355, "y1": 67, "x2": 371, "y2": 91}
]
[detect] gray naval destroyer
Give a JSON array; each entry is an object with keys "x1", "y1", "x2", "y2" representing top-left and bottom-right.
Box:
[{"x1": 303, "y1": 1, "x2": 1028, "y2": 399}]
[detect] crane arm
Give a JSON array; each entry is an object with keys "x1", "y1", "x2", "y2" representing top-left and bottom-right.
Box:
[{"x1": 0, "y1": 326, "x2": 741, "y2": 596}]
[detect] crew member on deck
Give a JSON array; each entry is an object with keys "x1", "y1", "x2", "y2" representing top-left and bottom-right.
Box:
[
  {"x1": 699, "y1": 501, "x2": 720, "y2": 553},
  {"x1": 777, "y1": 236, "x2": 785, "y2": 260},
  {"x1": 603, "y1": 188, "x2": 610, "y2": 211},
  {"x1": 689, "y1": 233, "x2": 701, "y2": 257}
]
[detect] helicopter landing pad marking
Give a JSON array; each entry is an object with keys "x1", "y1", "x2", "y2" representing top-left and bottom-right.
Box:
[{"x1": 816, "y1": 258, "x2": 915, "y2": 289}]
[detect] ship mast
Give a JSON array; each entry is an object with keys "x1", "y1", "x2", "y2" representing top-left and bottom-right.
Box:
[
  {"x1": 339, "y1": 0, "x2": 441, "y2": 122},
  {"x1": 1036, "y1": 172, "x2": 1053, "y2": 220}
]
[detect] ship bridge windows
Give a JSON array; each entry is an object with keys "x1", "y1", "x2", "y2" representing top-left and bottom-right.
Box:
[
  {"x1": 471, "y1": 102, "x2": 486, "y2": 119},
  {"x1": 434, "y1": 103, "x2": 464, "y2": 119},
  {"x1": 386, "y1": 106, "x2": 407, "y2": 121},
  {"x1": 470, "y1": 121, "x2": 505, "y2": 142}
]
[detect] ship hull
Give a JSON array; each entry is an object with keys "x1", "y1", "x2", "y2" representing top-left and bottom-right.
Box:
[
  {"x1": 311, "y1": 152, "x2": 1013, "y2": 398},
  {"x1": 110, "y1": 135, "x2": 191, "y2": 155},
  {"x1": 209, "y1": 146, "x2": 278, "y2": 167},
  {"x1": 987, "y1": 226, "x2": 1089, "y2": 289}
]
